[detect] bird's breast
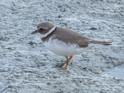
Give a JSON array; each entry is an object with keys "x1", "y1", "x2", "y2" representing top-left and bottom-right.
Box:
[{"x1": 43, "y1": 38, "x2": 82, "y2": 56}]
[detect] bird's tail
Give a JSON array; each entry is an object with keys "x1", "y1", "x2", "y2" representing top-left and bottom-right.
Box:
[{"x1": 89, "y1": 39, "x2": 112, "y2": 45}]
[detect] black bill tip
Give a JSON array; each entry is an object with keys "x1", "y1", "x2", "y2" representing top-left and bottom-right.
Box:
[{"x1": 31, "y1": 30, "x2": 38, "y2": 34}]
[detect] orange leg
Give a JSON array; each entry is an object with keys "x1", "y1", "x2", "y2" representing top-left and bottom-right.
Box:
[{"x1": 63, "y1": 55, "x2": 73, "y2": 70}]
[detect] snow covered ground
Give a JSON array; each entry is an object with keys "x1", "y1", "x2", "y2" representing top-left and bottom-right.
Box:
[{"x1": 0, "y1": 0, "x2": 124, "y2": 93}]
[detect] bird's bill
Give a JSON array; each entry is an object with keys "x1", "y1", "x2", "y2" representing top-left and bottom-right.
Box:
[{"x1": 31, "y1": 30, "x2": 38, "y2": 34}]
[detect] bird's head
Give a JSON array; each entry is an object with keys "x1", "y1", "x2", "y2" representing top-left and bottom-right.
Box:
[{"x1": 31, "y1": 22, "x2": 54, "y2": 35}]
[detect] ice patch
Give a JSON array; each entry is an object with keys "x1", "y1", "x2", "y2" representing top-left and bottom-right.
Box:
[{"x1": 102, "y1": 65, "x2": 124, "y2": 80}]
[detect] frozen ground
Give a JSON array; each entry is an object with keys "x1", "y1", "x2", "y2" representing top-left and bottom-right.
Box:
[{"x1": 0, "y1": 0, "x2": 124, "y2": 93}]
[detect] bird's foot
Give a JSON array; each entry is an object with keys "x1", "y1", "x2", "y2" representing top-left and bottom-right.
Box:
[{"x1": 62, "y1": 63, "x2": 68, "y2": 71}]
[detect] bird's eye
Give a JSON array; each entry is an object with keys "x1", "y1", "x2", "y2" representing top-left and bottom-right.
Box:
[
  {"x1": 39, "y1": 28, "x2": 46, "y2": 33},
  {"x1": 39, "y1": 28, "x2": 45, "y2": 30}
]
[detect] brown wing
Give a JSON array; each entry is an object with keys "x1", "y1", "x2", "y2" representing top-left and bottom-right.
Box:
[{"x1": 54, "y1": 27, "x2": 89, "y2": 48}]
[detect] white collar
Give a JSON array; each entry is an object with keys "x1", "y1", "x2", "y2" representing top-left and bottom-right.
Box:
[{"x1": 42, "y1": 26, "x2": 56, "y2": 38}]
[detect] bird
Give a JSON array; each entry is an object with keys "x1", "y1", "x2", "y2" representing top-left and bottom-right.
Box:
[{"x1": 31, "y1": 22, "x2": 112, "y2": 70}]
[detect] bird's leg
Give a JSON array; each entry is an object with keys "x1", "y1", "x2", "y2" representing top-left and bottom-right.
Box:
[
  {"x1": 68, "y1": 55, "x2": 74, "y2": 65},
  {"x1": 63, "y1": 55, "x2": 73, "y2": 70},
  {"x1": 63, "y1": 56, "x2": 68, "y2": 70},
  {"x1": 68, "y1": 55, "x2": 73, "y2": 61}
]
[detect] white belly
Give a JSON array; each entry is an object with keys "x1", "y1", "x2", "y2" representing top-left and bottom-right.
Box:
[{"x1": 43, "y1": 39, "x2": 82, "y2": 56}]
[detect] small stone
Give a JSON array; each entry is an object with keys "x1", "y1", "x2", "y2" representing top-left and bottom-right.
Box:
[
  {"x1": 47, "y1": 82, "x2": 51, "y2": 85},
  {"x1": 28, "y1": 41, "x2": 36, "y2": 45},
  {"x1": 58, "y1": 15, "x2": 62, "y2": 18},
  {"x1": 89, "y1": 27, "x2": 97, "y2": 30}
]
